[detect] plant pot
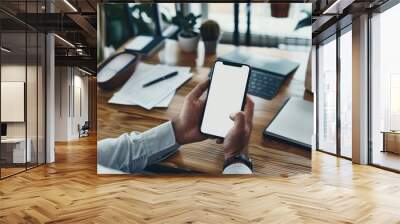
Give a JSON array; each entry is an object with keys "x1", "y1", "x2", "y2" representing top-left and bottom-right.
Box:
[
  {"x1": 203, "y1": 41, "x2": 218, "y2": 54},
  {"x1": 271, "y1": 4, "x2": 290, "y2": 18},
  {"x1": 178, "y1": 32, "x2": 200, "y2": 53}
]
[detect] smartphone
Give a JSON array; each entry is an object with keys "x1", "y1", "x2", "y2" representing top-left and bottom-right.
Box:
[{"x1": 200, "y1": 60, "x2": 251, "y2": 138}]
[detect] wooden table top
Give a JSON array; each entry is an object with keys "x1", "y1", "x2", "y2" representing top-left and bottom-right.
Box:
[{"x1": 98, "y1": 39, "x2": 312, "y2": 176}]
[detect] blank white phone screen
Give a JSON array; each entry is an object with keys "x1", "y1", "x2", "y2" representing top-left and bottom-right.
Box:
[{"x1": 201, "y1": 61, "x2": 250, "y2": 138}]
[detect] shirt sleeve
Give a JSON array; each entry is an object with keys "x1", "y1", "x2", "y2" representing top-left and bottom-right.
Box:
[
  {"x1": 222, "y1": 163, "x2": 253, "y2": 174},
  {"x1": 97, "y1": 121, "x2": 180, "y2": 173}
]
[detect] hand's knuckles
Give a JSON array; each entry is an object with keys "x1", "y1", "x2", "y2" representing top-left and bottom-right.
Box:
[{"x1": 237, "y1": 128, "x2": 247, "y2": 136}]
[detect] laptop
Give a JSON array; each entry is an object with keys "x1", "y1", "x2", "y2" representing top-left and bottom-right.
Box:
[
  {"x1": 218, "y1": 49, "x2": 299, "y2": 100},
  {"x1": 264, "y1": 97, "x2": 313, "y2": 149},
  {"x1": 125, "y1": 35, "x2": 165, "y2": 59}
]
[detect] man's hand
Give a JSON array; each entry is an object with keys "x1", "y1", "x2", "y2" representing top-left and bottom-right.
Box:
[
  {"x1": 172, "y1": 79, "x2": 210, "y2": 145},
  {"x1": 219, "y1": 96, "x2": 254, "y2": 160}
]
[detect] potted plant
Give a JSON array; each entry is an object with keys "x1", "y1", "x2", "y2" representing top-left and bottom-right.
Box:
[
  {"x1": 200, "y1": 20, "x2": 221, "y2": 54},
  {"x1": 271, "y1": 3, "x2": 290, "y2": 18},
  {"x1": 294, "y1": 10, "x2": 312, "y2": 31},
  {"x1": 172, "y1": 11, "x2": 201, "y2": 53}
]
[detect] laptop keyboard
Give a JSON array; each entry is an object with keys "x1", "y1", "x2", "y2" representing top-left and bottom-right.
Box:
[
  {"x1": 248, "y1": 69, "x2": 286, "y2": 100},
  {"x1": 207, "y1": 69, "x2": 286, "y2": 100}
]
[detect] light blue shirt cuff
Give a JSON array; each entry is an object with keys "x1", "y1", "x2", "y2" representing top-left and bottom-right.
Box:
[
  {"x1": 142, "y1": 121, "x2": 179, "y2": 155},
  {"x1": 223, "y1": 163, "x2": 253, "y2": 174},
  {"x1": 97, "y1": 121, "x2": 180, "y2": 173}
]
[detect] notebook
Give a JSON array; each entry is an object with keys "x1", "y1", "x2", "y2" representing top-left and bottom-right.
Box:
[{"x1": 263, "y1": 97, "x2": 313, "y2": 149}]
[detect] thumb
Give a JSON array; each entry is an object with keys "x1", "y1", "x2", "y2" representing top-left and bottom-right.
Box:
[{"x1": 230, "y1": 112, "x2": 245, "y2": 130}]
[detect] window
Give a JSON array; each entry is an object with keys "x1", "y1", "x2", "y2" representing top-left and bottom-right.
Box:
[
  {"x1": 339, "y1": 28, "x2": 352, "y2": 158},
  {"x1": 316, "y1": 25, "x2": 353, "y2": 159},
  {"x1": 390, "y1": 74, "x2": 400, "y2": 130},
  {"x1": 207, "y1": 4, "x2": 235, "y2": 33},
  {"x1": 370, "y1": 3, "x2": 400, "y2": 171},
  {"x1": 1, "y1": 31, "x2": 28, "y2": 177},
  {"x1": 204, "y1": 3, "x2": 312, "y2": 48},
  {"x1": 317, "y1": 36, "x2": 337, "y2": 155},
  {"x1": 0, "y1": 1, "x2": 46, "y2": 179},
  {"x1": 249, "y1": 3, "x2": 311, "y2": 49},
  {"x1": 103, "y1": 3, "x2": 177, "y2": 50},
  {"x1": 156, "y1": 3, "x2": 176, "y2": 32}
]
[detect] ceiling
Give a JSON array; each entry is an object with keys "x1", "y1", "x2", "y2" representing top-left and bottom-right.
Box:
[
  {"x1": 311, "y1": 0, "x2": 390, "y2": 43},
  {"x1": 0, "y1": 0, "x2": 97, "y2": 73},
  {"x1": 1, "y1": 32, "x2": 45, "y2": 64}
]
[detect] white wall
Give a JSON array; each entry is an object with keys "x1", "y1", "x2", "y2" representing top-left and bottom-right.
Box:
[
  {"x1": 74, "y1": 73, "x2": 89, "y2": 129},
  {"x1": 54, "y1": 66, "x2": 69, "y2": 141},
  {"x1": 70, "y1": 73, "x2": 89, "y2": 139},
  {"x1": 1, "y1": 65, "x2": 26, "y2": 138},
  {"x1": 54, "y1": 67, "x2": 89, "y2": 141}
]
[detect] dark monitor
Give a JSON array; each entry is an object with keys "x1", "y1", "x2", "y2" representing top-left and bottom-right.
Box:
[{"x1": 1, "y1": 123, "x2": 7, "y2": 137}]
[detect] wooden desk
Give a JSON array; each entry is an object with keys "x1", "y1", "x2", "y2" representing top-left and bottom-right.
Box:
[{"x1": 98, "y1": 40, "x2": 312, "y2": 176}]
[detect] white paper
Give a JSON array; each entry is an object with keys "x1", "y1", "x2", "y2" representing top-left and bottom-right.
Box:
[
  {"x1": 109, "y1": 90, "x2": 175, "y2": 108},
  {"x1": 125, "y1": 36, "x2": 153, "y2": 51},
  {"x1": 109, "y1": 63, "x2": 192, "y2": 110}
]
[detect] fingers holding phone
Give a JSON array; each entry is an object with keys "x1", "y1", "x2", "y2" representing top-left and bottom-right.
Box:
[
  {"x1": 222, "y1": 96, "x2": 254, "y2": 160},
  {"x1": 172, "y1": 79, "x2": 210, "y2": 145},
  {"x1": 174, "y1": 60, "x2": 254, "y2": 162}
]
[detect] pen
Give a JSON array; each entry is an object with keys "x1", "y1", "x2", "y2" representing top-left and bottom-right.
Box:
[{"x1": 142, "y1": 71, "x2": 178, "y2": 88}]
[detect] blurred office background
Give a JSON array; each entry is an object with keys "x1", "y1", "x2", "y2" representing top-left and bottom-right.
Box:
[{"x1": 98, "y1": 3, "x2": 312, "y2": 62}]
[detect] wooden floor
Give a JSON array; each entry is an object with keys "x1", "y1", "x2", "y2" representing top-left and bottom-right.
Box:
[
  {"x1": 372, "y1": 150, "x2": 400, "y2": 171},
  {"x1": 1, "y1": 167, "x2": 26, "y2": 178},
  {"x1": 1, "y1": 135, "x2": 400, "y2": 223},
  {"x1": 1, "y1": 163, "x2": 45, "y2": 178}
]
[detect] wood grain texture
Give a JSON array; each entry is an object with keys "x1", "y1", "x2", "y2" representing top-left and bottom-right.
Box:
[
  {"x1": 98, "y1": 40, "x2": 311, "y2": 175},
  {"x1": 0, "y1": 136, "x2": 399, "y2": 223}
]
